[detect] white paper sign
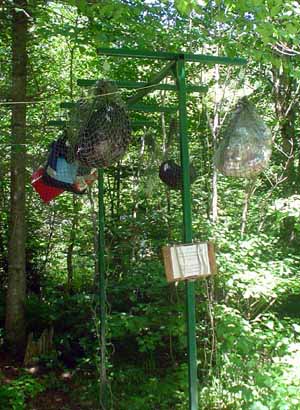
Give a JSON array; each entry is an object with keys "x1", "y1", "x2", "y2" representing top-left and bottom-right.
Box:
[{"x1": 170, "y1": 243, "x2": 211, "y2": 280}]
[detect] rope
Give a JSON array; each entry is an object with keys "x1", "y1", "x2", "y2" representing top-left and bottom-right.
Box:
[
  {"x1": 0, "y1": 82, "x2": 162, "y2": 146},
  {"x1": 0, "y1": 82, "x2": 162, "y2": 106}
]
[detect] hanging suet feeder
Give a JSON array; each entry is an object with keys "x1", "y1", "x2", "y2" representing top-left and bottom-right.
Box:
[
  {"x1": 68, "y1": 81, "x2": 131, "y2": 168},
  {"x1": 159, "y1": 160, "x2": 197, "y2": 190},
  {"x1": 159, "y1": 117, "x2": 197, "y2": 190},
  {"x1": 214, "y1": 97, "x2": 272, "y2": 178}
]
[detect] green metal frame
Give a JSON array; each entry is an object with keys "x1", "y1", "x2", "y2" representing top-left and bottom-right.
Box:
[
  {"x1": 95, "y1": 48, "x2": 245, "y2": 410},
  {"x1": 77, "y1": 78, "x2": 208, "y2": 93},
  {"x1": 131, "y1": 120, "x2": 157, "y2": 129},
  {"x1": 129, "y1": 103, "x2": 177, "y2": 113},
  {"x1": 127, "y1": 61, "x2": 175, "y2": 105},
  {"x1": 48, "y1": 118, "x2": 157, "y2": 130},
  {"x1": 56, "y1": 47, "x2": 246, "y2": 410},
  {"x1": 60, "y1": 101, "x2": 177, "y2": 113},
  {"x1": 176, "y1": 56, "x2": 198, "y2": 410},
  {"x1": 47, "y1": 119, "x2": 67, "y2": 127},
  {"x1": 98, "y1": 47, "x2": 246, "y2": 65},
  {"x1": 98, "y1": 169, "x2": 108, "y2": 407}
]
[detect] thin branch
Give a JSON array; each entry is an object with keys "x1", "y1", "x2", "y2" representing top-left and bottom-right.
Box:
[
  {"x1": 285, "y1": 81, "x2": 300, "y2": 117},
  {"x1": 258, "y1": 143, "x2": 293, "y2": 231}
]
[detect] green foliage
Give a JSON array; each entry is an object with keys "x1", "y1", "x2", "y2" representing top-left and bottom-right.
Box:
[
  {"x1": 174, "y1": 0, "x2": 195, "y2": 15},
  {"x1": 196, "y1": 299, "x2": 300, "y2": 409},
  {"x1": 2, "y1": 1, "x2": 300, "y2": 409},
  {"x1": 111, "y1": 364, "x2": 188, "y2": 410},
  {"x1": 0, "y1": 375, "x2": 44, "y2": 410}
]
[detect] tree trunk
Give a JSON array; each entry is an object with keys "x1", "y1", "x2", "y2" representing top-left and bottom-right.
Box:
[
  {"x1": 240, "y1": 179, "x2": 257, "y2": 238},
  {"x1": 272, "y1": 66, "x2": 297, "y2": 189},
  {"x1": 5, "y1": 1, "x2": 28, "y2": 352}
]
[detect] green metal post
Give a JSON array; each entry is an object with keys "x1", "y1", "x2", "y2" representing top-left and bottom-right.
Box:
[
  {"x1": 176, "y1": 56, "x2": 198, "y2": 410},
  {"x1": 98, "y1": 169, "x2": 107, "y2": 409}
]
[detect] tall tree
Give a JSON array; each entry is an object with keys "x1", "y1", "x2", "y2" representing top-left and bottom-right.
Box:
[{"x1": 5, "y1": 0, "x2": 29, "y2": 352}]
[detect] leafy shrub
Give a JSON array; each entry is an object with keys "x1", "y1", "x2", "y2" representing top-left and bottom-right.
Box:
[
  {"x1": 111, "y1": 364, "x2": 188, "y2": 410},
  {"x1": 0, "y1": 375, "x2": 44, "y2": 410}
]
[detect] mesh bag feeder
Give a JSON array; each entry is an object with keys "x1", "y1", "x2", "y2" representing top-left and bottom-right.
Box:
[
  {"x1": 214, "y1": 97, "x2": 272, "y2": 178},
  {"x1": 67, "y1": 81, "x2": 131, "y2": 168}
]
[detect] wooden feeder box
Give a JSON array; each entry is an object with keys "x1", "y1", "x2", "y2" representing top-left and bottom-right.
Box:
[{"x1": 162, "y1": 242, "x2": 217, "y2": 282}]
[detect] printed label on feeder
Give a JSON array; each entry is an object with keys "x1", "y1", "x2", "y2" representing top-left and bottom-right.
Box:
[{"x1": 170, "y1": 243, "x2": 211, "y2": 279}]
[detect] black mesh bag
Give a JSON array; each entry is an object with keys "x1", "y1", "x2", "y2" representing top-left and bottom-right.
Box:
[
  {"x1": 159, "y1": 160, "x2": 197, "y2": 190},
  {"x1": 67, "y1": 81, "x2": 131, "y2": 168},
  {"x1": 76, "y1": 102, "x2": 131, "y2": 167}
]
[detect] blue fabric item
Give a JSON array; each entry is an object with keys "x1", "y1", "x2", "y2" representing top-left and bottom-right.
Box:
[
  {"x1": 47, "y1": 140, "x2": 68, "y2": 170},
  {"x1": 42, "y1": 137, "x2": 85, "y2": 195},
  {"x1": 55, "y1": 157, "x2": 78, "y2": 184}
]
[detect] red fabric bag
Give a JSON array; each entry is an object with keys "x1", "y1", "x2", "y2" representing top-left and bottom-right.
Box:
[{"x1": 31, "y1": 167, "x2": 64, "y2": 203}]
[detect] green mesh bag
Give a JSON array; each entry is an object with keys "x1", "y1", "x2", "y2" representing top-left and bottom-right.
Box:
[
  {"x1": 66, "y1": 81, "x2": 131, "y2": 168},
  {"x1": 214, "y1": 97, "x2": 272, "y2": 178}
]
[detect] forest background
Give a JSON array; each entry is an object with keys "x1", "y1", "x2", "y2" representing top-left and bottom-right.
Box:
[{"x1": 1, "y1": 0, "x2": 300, "y2": 409}]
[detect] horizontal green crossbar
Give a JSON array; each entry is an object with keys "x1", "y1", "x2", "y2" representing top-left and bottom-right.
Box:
[
  {"x1": 128, "y1": 104, "x2": 177, "y2": 113},
  {"x1": 77, "y1": 79, "x2": 208, "y2": 93},
  {"x1": 48, "y1": 119, "x2": 157, "y2": 129},
  {"x1": 60, "y1": 102, "x2": 76, "y2": 109},
  {"x1": 47, "y1": 120, "x2": 159, "y2": 129},
  {"x1": 60, "y1": 101, "x2": 176, "y2": 113},
  {"x1": 132, "y1": 120, "x2": 157, "y2": 128},
  {"x1": 47, "y1": 120, "x2": 66, "y2": 127},
  {"x1": 98, "y1": 47, "x2": 247, "y2": 65}
]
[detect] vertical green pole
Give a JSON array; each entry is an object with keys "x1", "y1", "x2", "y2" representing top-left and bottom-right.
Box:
[
  {"x1": 98, "y1": 169, "x2": 107, "y2": 409},
  {"x1": 176, "y1": 56, "x2": 198, "y2": 410}
]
